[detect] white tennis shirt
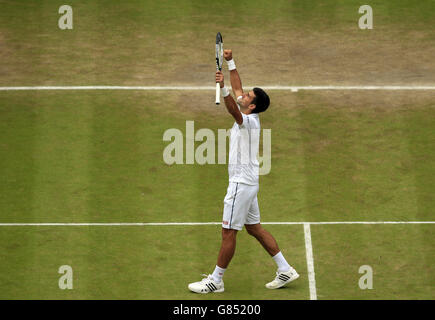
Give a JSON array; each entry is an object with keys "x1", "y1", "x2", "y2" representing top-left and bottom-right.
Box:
[{"x1": 228, "y1": 100, "x2": 260, "y2": 185}]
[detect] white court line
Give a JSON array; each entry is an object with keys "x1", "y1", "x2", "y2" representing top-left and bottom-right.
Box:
[
  {"x1": 0, "y1": 221, "x2": 433, "y2": 226},
  {"x1": 0, "y1": 222, "x2": 222, "y2": 226},
  {"x1": 1, "y1": 85, "x2": 435, "y2": 91},
  {"x1": 304, "y1": 223, "x2": 317, "y2": 300}
]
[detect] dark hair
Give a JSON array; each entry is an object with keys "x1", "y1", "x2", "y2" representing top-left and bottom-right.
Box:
[{"x1": 251, "y1": 87, "x2": 270, "y2": 113}]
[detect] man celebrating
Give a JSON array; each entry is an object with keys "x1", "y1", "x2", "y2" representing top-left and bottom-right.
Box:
[{"x1": 188, "y1": 50, "x2": 299, "y2": 294}]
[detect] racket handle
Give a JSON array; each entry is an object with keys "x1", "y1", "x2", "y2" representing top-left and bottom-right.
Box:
[{"x1": 215, "y1": 83, "x2": 220, "y2": 105}]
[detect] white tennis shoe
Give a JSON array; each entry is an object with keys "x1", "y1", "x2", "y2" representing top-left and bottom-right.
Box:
[
  {"x1": 266, "y1": 268, "x2": 299, "y2": 289},
  {"x1": 188, "y1": 274, "x2": 225, "y2": 294}
]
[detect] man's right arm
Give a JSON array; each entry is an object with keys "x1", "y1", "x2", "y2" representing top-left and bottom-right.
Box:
[{"x1": 224, "y1": 50, "x2": 243, "y2": 98}]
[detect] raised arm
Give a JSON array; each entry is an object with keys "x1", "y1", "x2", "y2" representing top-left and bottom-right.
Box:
[
  {"x1": 224, "y1": 50, "x2": 243, "y2": 98},
  {"x1": 216, "y1": 70, "x2": 243, "y2": 125}
]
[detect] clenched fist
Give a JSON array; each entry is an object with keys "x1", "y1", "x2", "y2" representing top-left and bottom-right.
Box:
[{"x1": 224, "y1": 49, "x2": 232, "y2": 61}]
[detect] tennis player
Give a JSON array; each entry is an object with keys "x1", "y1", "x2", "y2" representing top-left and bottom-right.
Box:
[{"x1": 188, "y1": 50, "x2": 299, "y2": 294}]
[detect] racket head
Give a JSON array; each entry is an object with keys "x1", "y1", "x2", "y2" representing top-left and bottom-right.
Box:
[{"x1": 215, "y1": 32, "x2": 223, "y2": 71}]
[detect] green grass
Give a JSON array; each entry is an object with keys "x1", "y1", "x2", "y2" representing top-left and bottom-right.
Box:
[
  {"x1": 1, "y1": 0, "x2": 435, "y2": 85},
  {"x1": 0, "y1": 90, "x2": 434, "y2": 299},
  {"x1": 1, "y1": 91, "x2": 433, "y2": 224},
  {"x1": 312, "y1": 224, "x2": 435, "y2": 299},
  {"x1": 0, "y1": 225, "x2": 309, "y2": 299},
  {"x1": 0, "y1": 1, "x2": 434, "y2": 299}
]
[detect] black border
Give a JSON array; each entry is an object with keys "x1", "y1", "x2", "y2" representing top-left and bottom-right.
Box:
[{"x1": 1, "y1": 300, "x2": 431, "y2": 318}]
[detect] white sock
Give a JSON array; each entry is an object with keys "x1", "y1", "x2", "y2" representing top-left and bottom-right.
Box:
[
  {"x1": 272, "y1": 252, "x2": 291, "y2": 272},
  {"x1": 211, "y1": 265, "x2": 226, "y2": 283}
]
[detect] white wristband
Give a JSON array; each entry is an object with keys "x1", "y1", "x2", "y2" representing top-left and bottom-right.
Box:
[
  {"x1": 226, "y1": 59, "x2": 236, "y2": 71},
  {"x1": 221, "y1": 86, "x2": 230, "y2": 97}
]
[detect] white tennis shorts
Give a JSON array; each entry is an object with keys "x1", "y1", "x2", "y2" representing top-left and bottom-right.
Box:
[{"x1": 222, "y1": 182, "x2": 260, "y2": 230}]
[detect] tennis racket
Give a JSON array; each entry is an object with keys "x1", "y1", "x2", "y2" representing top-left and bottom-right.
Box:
[{"x1": 215, "y1": 32, "x2": 223, "y2": 104}]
